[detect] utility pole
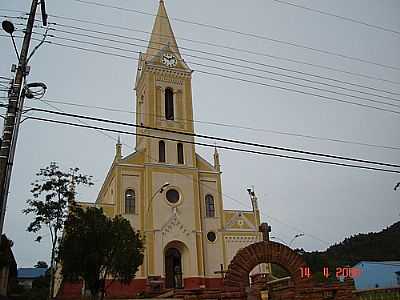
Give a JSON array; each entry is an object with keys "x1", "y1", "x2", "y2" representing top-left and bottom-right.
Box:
[{"x1": 0, "y1": 0, "x2": 45, "y2": 235}]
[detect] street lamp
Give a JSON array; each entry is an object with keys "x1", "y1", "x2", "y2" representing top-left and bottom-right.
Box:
[
  {"x1": 145, "y1": 182, "x2": 169, "y2": 279},
  {"x1": 2, "y1": 20, "x2": 15, "y2": 34},
  {"x1": 147, "y1": 182, "x2": 170, "y2": 216},
  {"x1": 2, "y1": 20, "x2": 19, "y2": 61}
]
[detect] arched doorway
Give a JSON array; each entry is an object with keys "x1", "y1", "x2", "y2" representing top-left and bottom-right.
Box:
[{"x1": 165, "y1": 247, "x2": 183, "y2": 289}]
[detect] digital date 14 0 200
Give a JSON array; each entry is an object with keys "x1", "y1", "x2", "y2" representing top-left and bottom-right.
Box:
[{"x1": 300, "y1": 266, "x2": 361, "y2": 279}]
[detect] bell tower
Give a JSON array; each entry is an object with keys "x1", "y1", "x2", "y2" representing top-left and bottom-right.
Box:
[{"x1": 135, "y1": 0, "x2": 195, "y2": 167}]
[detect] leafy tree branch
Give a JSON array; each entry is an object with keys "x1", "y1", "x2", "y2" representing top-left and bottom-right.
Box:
[{"x1": 23, "y1": 162, "x2": 93, "y2": 299}]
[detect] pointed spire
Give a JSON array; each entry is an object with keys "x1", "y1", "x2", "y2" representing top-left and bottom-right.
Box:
[
  {"x1": 213, "y1": 145, "x2": 220, "y2": 172},
  {"x1": 115, "y1": 136, "x2": 122, "y2": 161},
  {"x1": 145, "y1": 0, "x2": 182, "y2": 61}
]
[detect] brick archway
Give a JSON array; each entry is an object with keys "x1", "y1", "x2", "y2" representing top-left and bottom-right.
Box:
[{"x1": 224, "y1": 241, "x2": 311, "y2": 288}]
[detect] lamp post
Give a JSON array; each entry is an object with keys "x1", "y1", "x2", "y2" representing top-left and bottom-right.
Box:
[
  {"x1": 0, "y1": 0, "x2": 47, "y2": 234},
  {"x1": 147, "y1": 182, "x2": 170, "y2": 216},
  {"x1": 145, "y1": 182, "x2": 169, "y2": 278}
]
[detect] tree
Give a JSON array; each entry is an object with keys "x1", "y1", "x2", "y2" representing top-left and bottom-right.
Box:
[
  {"x1": 35, "y1": 261, "x2": 49, "y2": 269},
  {"x1": 23, "y1": 162, "x2": 93, "y2": 299},
  {"x1": 58, "y1": 206, "x2": 144, "y2": 300}
]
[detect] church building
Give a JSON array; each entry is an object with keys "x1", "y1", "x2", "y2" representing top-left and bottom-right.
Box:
[{"x1": 64, "y1": 1, "x2": 268, "y2": 297}]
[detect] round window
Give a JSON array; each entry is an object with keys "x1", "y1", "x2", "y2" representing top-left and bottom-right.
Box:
[
  {"x1": 166, "y1": 189, "x2": 180, "y2": 204},
  {"x1": 207, "y1": 231, "x2": 217, "y2": 243}
]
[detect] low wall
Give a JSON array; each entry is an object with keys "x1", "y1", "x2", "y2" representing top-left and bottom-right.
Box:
[{"x1": 354, "y1": 286, "x2": 400, "y2": 300}]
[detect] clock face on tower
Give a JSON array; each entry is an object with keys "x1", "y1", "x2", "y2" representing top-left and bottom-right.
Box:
[{"x1": 161, "y1": 53, "x2": 177, "y2": 67}]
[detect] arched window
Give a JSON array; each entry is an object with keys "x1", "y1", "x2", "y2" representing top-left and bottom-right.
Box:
[
  {"x1": 159, "y1": 140, "x2": 166, "y2": 163},
  {"x1": 125, "y1": 189, "x2": 135, "y2": 214},
  {"x1": 205, "y1": 194, "x2": 215, "y2": 218},
  {"x1": 177, "y1": 143, "x2": 184, "y2": 164},
  {"x1": 165, "y1": 88, "x2": 174, "y2": 120}
]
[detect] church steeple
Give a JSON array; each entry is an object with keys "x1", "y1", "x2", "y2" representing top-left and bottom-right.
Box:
[
  {"x1": 214, "y1": 147, "x2": 221, "y2": 172},
  {"x1": 145, "y1": 0, "x2": 183, "y2": 62},
  {"x1": 134, "y1": 1, "x2": 194, "y2": 165},
  {"x1": 115, "y1": 135, "x2": 122, "y2": 161}
]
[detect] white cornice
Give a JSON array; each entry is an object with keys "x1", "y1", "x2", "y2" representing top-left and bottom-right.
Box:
[{"x1": 145, "y1": 64, "x2": 192, "y2": 79}]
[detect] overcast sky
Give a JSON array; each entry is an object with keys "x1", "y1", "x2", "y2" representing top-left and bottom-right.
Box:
[{"x1": 1, "y1": 0, "x2": 399, "y2": 267}]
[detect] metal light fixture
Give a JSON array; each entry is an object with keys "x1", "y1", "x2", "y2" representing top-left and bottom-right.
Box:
[
  {"x1": 2, "y1": 20, "x2": 15, "y2": 35},
  {"x1": 147, "y1": 182, "x2": 170, "y2": 216},
  {"x1": 159, "y1": 182, "x2": 170, "y2": 193},
  {"x1": 2, "y1": 20, "x2": 19, "y2": 61}
]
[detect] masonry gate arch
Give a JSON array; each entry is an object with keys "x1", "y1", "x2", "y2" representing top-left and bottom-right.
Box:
[{"x1": 224, "y1": 241, "x2": 311, "y2": 288}]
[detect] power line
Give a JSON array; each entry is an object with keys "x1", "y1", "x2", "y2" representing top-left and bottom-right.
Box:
[
  {"x1": 46, "y1": 24, "x2": 400, "y2": 103},
  {"x1": 71, "y1": 0, "x2": 400, "y2": 72},
  {"x1": 24, "y1": 106, "x2": 400, "y2": 170},
  {"x1": 270, "y1": 0, "x2": 400, "y2": 36},
  {"x1": 39, "y1": 100, "x2": 323, "y2": 246},
  {"x1": 5, "y1": 34, "x2": 400, "y2": 157},
  {"x1": 25, "y1": 114, "x2": 400, "y2": 173},
  {"x1": 39, "y1": 99, "x2": 133, "y2": 150},
  {"x1": 40, "y1": 98, "x2": 400, "y2": 152},
  {"x1": 46, "y1": 13, "x2": 400, "y2": 87},
  {"x1": 42, "y1": 31, "x2": 400, "y2": 110},
  {"x1": 24, "y1": 35, "x2": 400, "y2": 116},
  {"x1": 18, "y1": 110, "x2": 385, "y2": 247},
  {"x1": 0, "y1": 11, "x2": 360, "y2": 248}
]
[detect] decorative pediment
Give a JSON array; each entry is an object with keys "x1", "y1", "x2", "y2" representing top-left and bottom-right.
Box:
[{"x1": 224, "y1": 211, "x2": 257, "y2": 231}]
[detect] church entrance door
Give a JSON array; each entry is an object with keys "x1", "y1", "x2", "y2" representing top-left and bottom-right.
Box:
[{"x1": 165, "y1": 247, "x2": 183, "y2": 289}]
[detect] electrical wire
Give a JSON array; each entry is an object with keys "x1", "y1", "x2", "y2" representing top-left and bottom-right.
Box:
[
  {"x1": 21, "y1": 111, "x2": 395, "y2": 245},
  {"x1": 45, "y1": 24, "x2": 400, "y2": 102},
  {"x1": 39, "y1": 99, "x2": 133, "y2": 150},
  {"x1": 7, "y1": 9, "x2": 400, "y2": 86},
  {"x1": 21, "y1": 105, "x2": 400, "y2": 171},
  {"x1": 46, "y1": 13, "x2": 400, "y2": 87},
  {"x1": 40, "y1": 22, "x2": 400, "y2": 98},
  {"x1": 37, "y1": 100, "x2": 321, "y2": 246},
  {"x1": 39, "y1": 98, "x2": 400, "y2": 152},
  {"x1": 71, "y1": 0, "x2": 400, "y2": 72},
  {"x1": 270, "y1": 0, "x2": 400, "y2": 36},
  {"x1": 24, "y1": 35, "x2": 400, "y2": 116},
  {"x1": 42, "y1": 31, "x2": 400, "y2": 109},
  {"x1": 25, "y1": 114, "x2": 400, "y2": 172}
]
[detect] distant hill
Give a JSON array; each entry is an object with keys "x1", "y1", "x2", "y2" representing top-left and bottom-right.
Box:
[{"x1": 300, "y1": 221, "x2": 400, "y2": 273}]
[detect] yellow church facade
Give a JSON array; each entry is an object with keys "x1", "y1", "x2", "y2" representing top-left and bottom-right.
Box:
[{"x1": 74, "y1": 0, "x2": 267, "y2": 294}]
